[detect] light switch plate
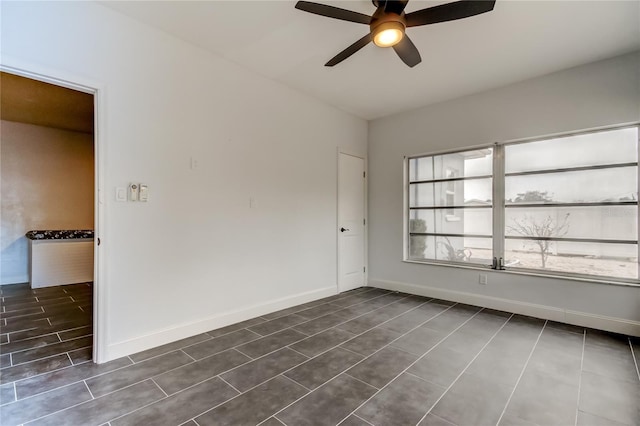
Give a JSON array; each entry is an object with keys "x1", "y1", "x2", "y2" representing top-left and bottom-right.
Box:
[{"x1": 139, "y1": 184, "x2": 148, "y2": 202}]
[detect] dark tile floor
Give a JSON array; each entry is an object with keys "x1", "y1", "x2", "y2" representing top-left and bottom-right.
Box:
[
  {"x1": 1, "y1": 286, "x2": 638, "y2": 426},
  {"x1": 0, "y1": 282, "x2": 93, "y2": 379}
]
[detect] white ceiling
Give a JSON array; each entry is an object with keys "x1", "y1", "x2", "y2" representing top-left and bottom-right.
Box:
[{"x1": 101, "y1": 0, "x2": 640, "y2": 120}]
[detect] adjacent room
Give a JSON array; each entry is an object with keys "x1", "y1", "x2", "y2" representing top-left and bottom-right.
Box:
[{"x1": 0, "y1": 1, "x2": 638, "y2": 425}]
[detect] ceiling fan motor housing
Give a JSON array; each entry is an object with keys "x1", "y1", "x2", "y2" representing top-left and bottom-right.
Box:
[{"x1": 370, "y1": 6, "x2": 407, "y2": 47}]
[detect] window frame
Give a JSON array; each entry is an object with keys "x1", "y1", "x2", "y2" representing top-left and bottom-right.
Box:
[
  {"x1": 403, "y1": 123, "x2": 640, "y2": 286},
  {"x1": 405, "y1": 145, "x2": 495, "y2": 269}
]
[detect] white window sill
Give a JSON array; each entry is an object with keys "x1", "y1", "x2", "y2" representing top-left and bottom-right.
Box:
[{"x1": 402, "y1": 259, "x2": 640, "y2": 288}]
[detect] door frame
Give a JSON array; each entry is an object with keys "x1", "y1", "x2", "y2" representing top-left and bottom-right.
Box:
[
  {"x1": 1, "y1": 59, "x2": 108, "y2": 363},
  {"x1": 336, "y1": 148, "x2": 368, "y2": 293}
]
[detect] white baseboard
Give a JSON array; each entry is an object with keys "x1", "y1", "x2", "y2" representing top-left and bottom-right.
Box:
[
  {"x1": 369, "y1": 278, "x2": 640, "y2": 337},
  {"x1": 105, "y1": 285, "x2": 338, "y2": 361}
]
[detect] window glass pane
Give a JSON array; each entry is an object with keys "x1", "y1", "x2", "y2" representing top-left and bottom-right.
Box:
[
  {"x1": 409, "y1": 178, "x2": 493, "y2": 207},
  {"x1": 505, "y1": 167, "x2": 637, "y2": 205},
  {"x1": 409, "y1": 235, "x2": 435, "y2": 260},
  {"x1": 505, "y1": 239, "x2": 638, "y2": 280},
  {"x1": 437, "y1": 236, "x2": 492, "y2": 264},
  {"x1": 505, "y1": 205, "x2": 638, "y2": 241},
  {"x1": 409, "y1": 148, "x2": 493, "y2": 182},
  {"x1": 409, "y1": 157, "x2": 433, "y2": 182},
  {"x1": 410, "y1": 208, "x2": 492, "y2": 236},
  {"x1": 505, "y1": 127, "x2": 638, "y2": 173},
  {"x1": 408, "y1": 235, "x2": 492, "y2": 265}
]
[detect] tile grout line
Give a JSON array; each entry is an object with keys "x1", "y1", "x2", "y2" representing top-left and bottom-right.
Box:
[
  {"x1": 339, "y1": 346, "x2": 366, "y2": 357},
  {"x1": 101, "y1": 382, "x2": 178, "y2": 424},
  {"x1": 181, "y1": 349, "x2": 197, "y2": 362},
  {"x1": 83, "y1": 379, "x2": 96, "y2": 399},
  {"x1": 354, "y1": 413, "x2": 376, "y2": 426},
  {"x1": 164, "y1": 296, "x2": 444, "y2": 426},
  {"x1": 272, "y1": 416, "x2": 287, "y2": 426},
  {"x1": 413, "y1": 313, "x2": 515, "y2": 426},
  {"x1": 7, "y1": 324, "x2": 91, "y2": 345},
  {"x1": 128, "y1": 339, "x2": 208, "y2": 364},
  {"x1": 233, "y1": 346, "x2": 255, "y2": 359},
  {"x1": 9, "y1": 335, "x2": 93, "y2": 366},
  {"x1": 429, "y1": 412, "x2": 456, "y2": 426},
  {"x1": 256, "y1": 414, "x2": 285, "y2": 426},
  {"x1": 574, "y1": 329, "x2": 586, "y2": 426},
  {"x1": 151, "y1": 378, "x2": 169, "y2": 398},
  {"x1": 285, "y1": 346, "x2": 310, "y2": 359},
  {"x1": 279, "y1": 372, "x2": 313, "y2": 392},
  {"x1": 344, "y1": 372, "x2": 380, "y2": 390},
  {"x1": 494, "y1": 320, "x2": 548, "y2": 426},
  {"x1": 218, "y1": 375, "x2": 242, "y2": 394},
  {"x1": 629, "y1": 337, "x2": 640, "y2": 383},
  {"x1": 8, "y1": 351, "x2": 111, "y2": 394}
]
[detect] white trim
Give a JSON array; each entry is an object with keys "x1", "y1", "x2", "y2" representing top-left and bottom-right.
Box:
[
  {"x1": 369, "y1": 278, "x2": 640, "y2": 337},
  {"x1": 105, "y1": 285, "x2": 337, "y2": 361},
  {"x1": 0, "y1": 58, "x2": 108, "y2": 363},
  {"x1": 401, "y1": 259, "x2": 639, "y2": 288}
]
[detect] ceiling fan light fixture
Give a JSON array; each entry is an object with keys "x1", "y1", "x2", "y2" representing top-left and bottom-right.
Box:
[{"x1": 372, "y1": 21, "x2": 404, "y2": 47}]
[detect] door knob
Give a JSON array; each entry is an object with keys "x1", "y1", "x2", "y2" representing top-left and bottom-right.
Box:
[{"x1": 340, "y1": 227, "x2": 349, "y2": 232}]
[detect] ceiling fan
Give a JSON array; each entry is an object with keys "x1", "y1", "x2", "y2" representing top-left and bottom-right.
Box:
[{"x1": 295, "y1": 0, "x2": 496, "y2": 67}]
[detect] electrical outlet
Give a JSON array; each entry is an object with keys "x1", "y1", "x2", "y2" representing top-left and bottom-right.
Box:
[{"x1": 479, "y1": 274, "x2": 488, "y2": 285}]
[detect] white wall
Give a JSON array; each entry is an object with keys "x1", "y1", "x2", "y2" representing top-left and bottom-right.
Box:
[
  {"x1": 1, "y1": 121, "x2": 94, "y2": 285},
  {"x1": 368, "y1": 52, "x2": 640, "y2": 334},
  {"x1": 1, "y1": 1, "x2": 367, "y2": 361}
]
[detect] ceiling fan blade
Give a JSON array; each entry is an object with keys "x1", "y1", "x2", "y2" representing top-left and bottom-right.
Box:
[
  {"x1": 295, "y1": 1, "x2": 371, "y2": 24},
  {"x1": 405, "y1": 0, "x2": 496, "y2": 28},
  {"x1": 325, "y1": 33, "x2": 373, "y2": 67},
  {"x1": 393, "y1": 35, "x2": 421, "y2": 67},
  {"x1": 384, "y1": 0, "x2": 409, "y2": 15}
]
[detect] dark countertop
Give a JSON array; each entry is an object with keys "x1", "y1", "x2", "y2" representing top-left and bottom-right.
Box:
[{"x1": 26, "y1": 230, "x2": 94, "y2": 240}]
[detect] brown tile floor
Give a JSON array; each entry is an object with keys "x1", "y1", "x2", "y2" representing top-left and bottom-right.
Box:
[{"x1": 1, "y1": 286, "x2": 638, "y2": 426}]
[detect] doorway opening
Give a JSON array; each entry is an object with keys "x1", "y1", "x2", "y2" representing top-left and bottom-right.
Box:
[{"x1": 0, "y1": 70, "x2": 100, "y2": 377}]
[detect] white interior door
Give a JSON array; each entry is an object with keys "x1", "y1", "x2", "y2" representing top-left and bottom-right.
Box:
[{"x1": 338, "y1": 152, "x2": 366, "y2": 292}]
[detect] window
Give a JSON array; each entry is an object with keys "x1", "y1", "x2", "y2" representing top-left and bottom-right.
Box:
[
  {"x1": 407, "y1": 148, "x2": 494, "y2": 265},
  {"x1": 406, "y1": 125, "x2": 639, "y2": 283}
]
